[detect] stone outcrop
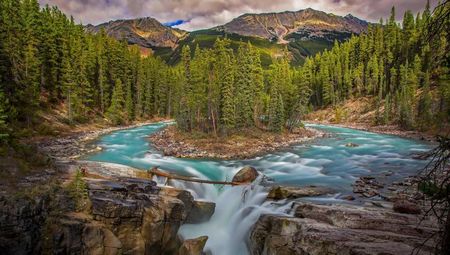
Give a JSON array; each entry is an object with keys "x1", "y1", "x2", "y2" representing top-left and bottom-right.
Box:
[
  {"x1": 232, "y1": 166, "x2": 260, "y2": 184},
  {"x1": 186, "y1": 201, "x2": 216, "y2": 224},
  {"x1": 393, "y1": 199, "x2": 421, "y2": 214},
  {"x1": 53, "y1": 177, "x2": 213, "y2": 255},
  {"x1": 149, "y1": 126, "x2": 321, "y2": 160},
  {"x1": 249, "y1": 203, "x2": 437, "y2": 255},
  {"x1": 178, "y1": 236, "x2": 208, "y2": 255},
  {"x1": 0, "y1": 166, "x2": 215, "y2": 255},
  {"x1": 215, "y1": 8, "x2": 367, "y2": 42},
  {"x1": 86, "y1": 17, "x2": 187, "y2": 49},
  {"x1": 49, "y1": 213, "x2": 123, "y2": 255},
  {"x1": 0, "y1": 195, "x2": 52, "y2": 254},
  {"x1": 267, "y1": 185, "x2": 332, "y2": 200}
]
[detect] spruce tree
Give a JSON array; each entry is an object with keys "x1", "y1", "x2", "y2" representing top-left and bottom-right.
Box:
[
  {"x1": 177, "y1": 46, "x2": 193, "y2": 131},
  {"x1": 106, "y1": 79, "x2": 125, "y2": 125},
  {"x1": 269, "y1": 91, "x2": 285, "y2": 132},
  {"x1": 61, "y1": 41, "x2": 77, "y2": 122},
  {"x1": 418, "y1": 72, "x2": 433, "y2": 130},
  {"x1": 125, "y1": 80, "x2": 134, "y2": 121},
  {"x1": 235, "y1": 43, "x2": 253, "y2": 128}
]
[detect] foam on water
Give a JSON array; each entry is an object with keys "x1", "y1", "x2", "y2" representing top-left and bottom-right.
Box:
[{"x1": 86, "y1": 122, "x2": 433, "y2": 255}]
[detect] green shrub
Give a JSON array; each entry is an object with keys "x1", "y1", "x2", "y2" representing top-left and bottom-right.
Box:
[{"x1": 67, "y1": 169, "x2": 89, "y2": 211}]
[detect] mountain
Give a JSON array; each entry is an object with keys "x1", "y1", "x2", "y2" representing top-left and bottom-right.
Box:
[
  {"x1": 86, "y1": 17, "x2": 188, "y2": 49},
  {"x1": 215, "y1": 8, "x2": 367, "y2": 43},
  {"x1": 87, "y1": 9, "x2": 368, "y2": 66}
]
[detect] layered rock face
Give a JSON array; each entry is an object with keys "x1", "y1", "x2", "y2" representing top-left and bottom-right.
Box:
[
  {"x1": 50, "y1": 177, "x2": 215, "y2": 255},
  {"x1": 0, "y1": 195, "x2": 52, "y2": 254},
  {"x1": 86, "y1": 17, "x2": 187, "y2": 49},
  {"x1": 249, "y1": 203, "x2": 437, "y2": 255},
  {"x1": 0, "y1": 168, "x2": 215, "y2": 255},
  {"x1": 215, "y1": 8, "x2": 368, "y2": 42}
]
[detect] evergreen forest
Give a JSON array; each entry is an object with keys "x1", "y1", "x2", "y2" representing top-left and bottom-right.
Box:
[{"x1": 0, "y1": 0, "x2": 448, "y2": 143}]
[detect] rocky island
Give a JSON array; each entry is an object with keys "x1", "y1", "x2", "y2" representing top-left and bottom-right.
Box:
[{"x1": 149, "y1": 126, "x2": 322, "y2": 160}]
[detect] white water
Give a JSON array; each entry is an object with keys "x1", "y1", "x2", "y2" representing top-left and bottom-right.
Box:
[
  {"x1": 172, "y1": 176, "x2": 291, "y2": 255},
  {"x1": 87, "y1": 123, "x2": 432, "y2": 255}
]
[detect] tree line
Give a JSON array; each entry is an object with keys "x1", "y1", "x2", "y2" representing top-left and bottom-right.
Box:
[
  {"x1": 300, "y1": 1, "x2": 449, "y2": 131},
  {"x1": 175, "y1": 41, "x2": 311, "y2": 135},
  {"x1": 0, "y1": 0, "x2": 448, "y2": 144},
  {"x1": 0, "y1": 0, "x2": 177, "y2": 143}
]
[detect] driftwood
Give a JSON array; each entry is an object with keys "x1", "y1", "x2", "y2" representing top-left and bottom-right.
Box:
[{"x1": 147, "y1": 167, "x2": 242, "y2": 186}]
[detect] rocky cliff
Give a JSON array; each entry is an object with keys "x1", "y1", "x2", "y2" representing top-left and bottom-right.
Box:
[
  {"x1": 86, "y1": 17, "x2": 188, "y2": 49},
  {"x1": 0, "y1": 161, "x2": 214, "y2": 255},
  {"x1": 215, "y1": 8, "x2": 368, "y2": 43},
  {"x1": 249, "y1": 203, "x2": 437, "y2": 255}
]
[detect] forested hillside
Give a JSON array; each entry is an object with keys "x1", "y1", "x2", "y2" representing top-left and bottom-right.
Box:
[
  {"x1": 174, "y1": 1, "x2": 449, "y2": 135},
  {"x1": 0, "y1": 0, "x2": 177, "y2": 143},
  {"x1": 0, "y1": 0, "x2": 448, "y2": 145},
  {"x1": 88, "y1": 8, "x2": 369, "y2": 67},
  {"x1": 301, "y1": 3, "x2": 449, "y2": 131}
]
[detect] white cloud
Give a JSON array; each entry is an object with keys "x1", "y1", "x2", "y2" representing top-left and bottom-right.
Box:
[{"x1": 39, "y1": 0, "x2": 438, "y2": 30}]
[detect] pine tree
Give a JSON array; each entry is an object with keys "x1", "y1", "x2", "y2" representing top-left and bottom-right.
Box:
[
  {"x1": 288, "y1": 69, "x2": 311, "y2": 130},
  {"x1": 269, "y1": 91, "x2": 285, "y2": 132},
  {"x1": 250, "y1": 43, "x2": 264, "y2": 125},
  {"x1": 61, "y1": 41, "x2": 77, "y2": 122},
  {"x1": 235, "y1": 43, "x2": 254, "y2": 128},
  {"x1": 418, "y1": 71, "x2": 433, "y2": 130},
  {"x1": 177, "y1": 45, "x2": 193, "y2": 131},
  {"x1": 125, "y1": 80, "x2": 134, "y2": 121},
  {"x1": 106, "y1": 79, "x2": 125, "y2": 125}
]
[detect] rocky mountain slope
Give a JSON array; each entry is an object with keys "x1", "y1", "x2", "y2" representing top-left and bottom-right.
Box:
[
  {"x1": 86, "y1": 9, "x2": 368, "y2": 65},
  {"x1": 215, "y1": 8, "x2": 368, "y2": 43},
  {"x1": 86, "y1": 17, "x2": 188, "y2": 49}
]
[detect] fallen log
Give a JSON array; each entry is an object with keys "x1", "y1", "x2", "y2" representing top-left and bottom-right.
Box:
[{"x1": 147, "y1": 167, "x2": 242, "y2": 186}]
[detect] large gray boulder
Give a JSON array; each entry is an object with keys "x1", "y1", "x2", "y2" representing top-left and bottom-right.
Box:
[
  {"x1": 232, "y1": 166, "x2": 259, "y2": 184},
  {"x1": 87, "y1": 178, "x2": 193, "y2": 254},
  {"x1": 178, "y1": 236, "x2": 208, "y2": 255},
  {"x1": 267, "y1": 185, "x2": 332, "y2": 200},
  {"x1": 186, "y1": 201, "x2": 216, "y2": 224},
  {"x1": 249, "y1": 203, "x2": 437, "y2": 255}
]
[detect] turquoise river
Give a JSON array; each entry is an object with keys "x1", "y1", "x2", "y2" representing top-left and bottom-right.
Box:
[{"x1": 87, "y1": 122, "x2": 432, "y2": 255}]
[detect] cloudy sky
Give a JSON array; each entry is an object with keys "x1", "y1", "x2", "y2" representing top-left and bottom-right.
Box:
[{"x1": 38, "y1": 0, "x2": 437, "y2": 31}]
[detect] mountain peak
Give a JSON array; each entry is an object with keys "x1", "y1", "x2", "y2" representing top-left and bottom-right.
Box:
[
  {"x1": 215, "y1": 8, "x2": 368, "y2": 43},
  {"x1": 86, "y1": 16, "x2": 188, "y2": 49}
]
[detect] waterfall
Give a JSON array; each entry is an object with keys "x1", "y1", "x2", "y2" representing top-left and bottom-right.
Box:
[
  {"x1": 88, "y1": 122, "x2": 432, "y2": 255},
  {"x1": 175, "y1": 176, "x2": 291, "y2": 255}
]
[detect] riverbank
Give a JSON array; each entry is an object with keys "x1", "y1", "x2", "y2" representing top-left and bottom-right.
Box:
[
  {"x1": 1, "y1": 120, "x2": 440, "y2": 255},
  {"x1": 149, "y1": 126, "x2": 323, "y2": 160},
  {"x1": 307, "y1": 120, "x2": 438, "y2": 142},
  {"x1": 36, "y1": 118, "x2": 172, "y2": 160}
]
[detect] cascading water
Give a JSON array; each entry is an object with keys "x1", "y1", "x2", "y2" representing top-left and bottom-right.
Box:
[
  {"x1": 86, "y1": 122, "x2": 432, "y2": 254},
  {"x1": 170, "y1": 176, "x2": 291, "y2": 255}
]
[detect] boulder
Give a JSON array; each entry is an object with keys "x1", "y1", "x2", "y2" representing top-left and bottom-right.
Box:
[
  {"x1": 87, "y1": 178, "x2": 192, "y2": 254},
  {"x1": 50, "y1": 214, "x2": 123, "y2": 255},
  {"x1": 345, "y1": 142, "x2": 359, "y2": 147},
  {"x1": 393, "y1": 199, "x2": 421, "y2": 214},
  {"x1": 0, "y1": 195, "x2": 52, "y2": 255},
  {"x1": 232, "y1": 166, "x2": 259, "y2": 184},
  {"x1": 178, "y1": 236, "x2": 208, "y2": 255},
  {"x1": 186, "y1": 201, "x2": 216, "y2": 224},
  {"x1": 249, "y1": 203, "x2": 437, "y2": 255},
  {"x1": 341, "y1": 195, "x2": 356, "y2": 201},
  {"x1": 267, "y1": 185, "x2": 332, "y2": 200}
]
